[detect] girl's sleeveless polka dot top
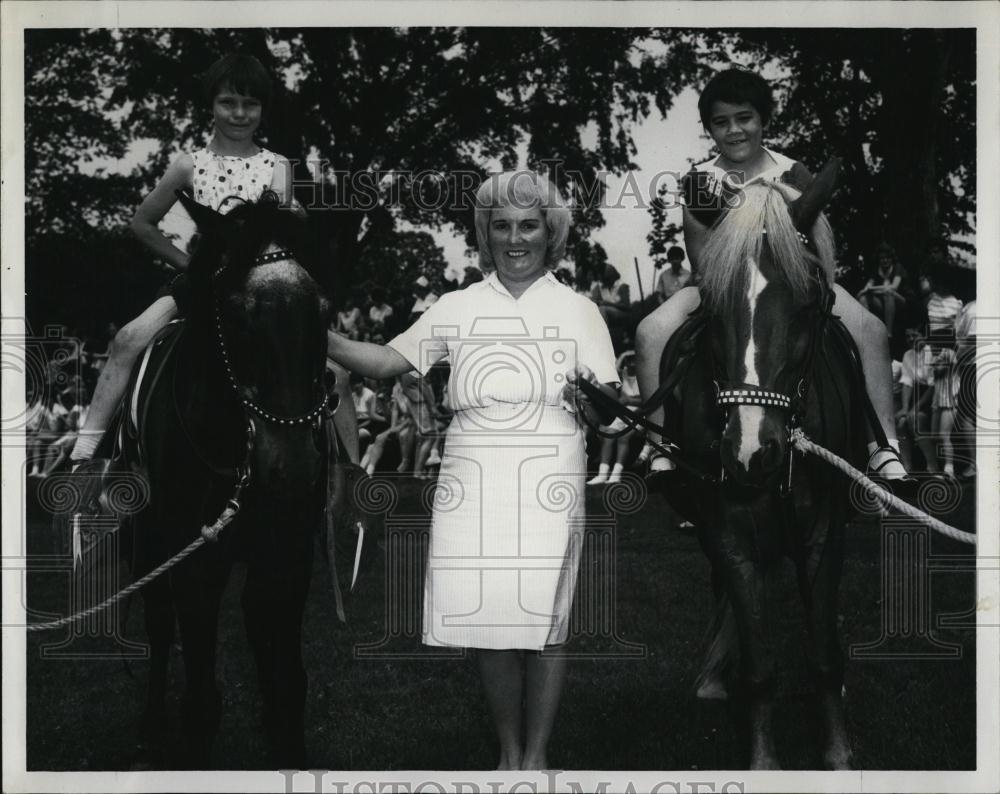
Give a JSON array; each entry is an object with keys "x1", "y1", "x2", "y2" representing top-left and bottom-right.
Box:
[{"x1": 191, "y1": 148, "x2": 277, "y2": 215}]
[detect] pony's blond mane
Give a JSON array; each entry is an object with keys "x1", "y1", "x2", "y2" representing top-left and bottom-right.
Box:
[{"x1": 698, "y1": 182, "x2": 835, "y2": 315}]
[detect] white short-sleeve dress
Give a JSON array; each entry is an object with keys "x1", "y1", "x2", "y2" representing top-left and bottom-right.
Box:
[{"x1": 388, "y1": 271, "x2": 619, "y2": 650}]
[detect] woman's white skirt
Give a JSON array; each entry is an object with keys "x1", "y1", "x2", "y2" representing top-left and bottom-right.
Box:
[{"x1": 421, "y1": 404, "x2": 586, "y2": 650}]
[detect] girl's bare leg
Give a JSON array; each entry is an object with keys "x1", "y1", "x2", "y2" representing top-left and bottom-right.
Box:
[
  {"x1": 72, "y1": 296, "x2": 178, "y2": 461},
  {"x1": 832, "y1": 286, "x2": 906, "y2": 477}
]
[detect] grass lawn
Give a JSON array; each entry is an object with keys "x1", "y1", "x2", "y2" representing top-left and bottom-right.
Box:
[{"x1": 23, "y1": 474, "x2": 976, "y2": 771}]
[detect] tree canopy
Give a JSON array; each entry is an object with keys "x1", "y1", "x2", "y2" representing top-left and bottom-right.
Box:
[
  {"x1": 23, "y1": 26, "x2": 975, "y2": 328},
  {"x1": 24, "y1": 27, "x2": 702, "y2": 308}
]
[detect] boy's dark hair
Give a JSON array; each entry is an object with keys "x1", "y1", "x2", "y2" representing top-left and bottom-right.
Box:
[
  {"x1": 667, "y1": 245, "x2": 686, "y2": 262},
  {"x1": 203, "y1": 53, "x2": 272, "y2": 110},
  {"x1": 698, "y1": 68, "x2": 774, "y2": 128}
]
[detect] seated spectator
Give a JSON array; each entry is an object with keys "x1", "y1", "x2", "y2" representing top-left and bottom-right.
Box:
[
  {"x1": 351, "y1": 372, "x2": 387, "y2": 447},
  {"x1": 368, "y1": 287, "x2": 394, "y2": 329},
  {"x1": 655, "y1": 246, "x2": 692, "y2": 304},
  {"x1": 857, "y1": 243, "x2": 908, "y2": 342},
  {"x1": 397, "y1": 370, "x2": 438, "y2": 478},
  {"x1": 336, "y1": 292, "x2": 365, "y2": 340},
  {"x1": 361, "y1": 377, "x2": 414, "y2": 475}
]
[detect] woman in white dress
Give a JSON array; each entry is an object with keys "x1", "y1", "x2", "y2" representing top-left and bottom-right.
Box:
[{"x1": 327, "y1": 171, "x2": 619, "y2": 770}]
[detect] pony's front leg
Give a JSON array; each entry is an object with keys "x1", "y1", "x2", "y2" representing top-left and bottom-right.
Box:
[
  {"x1": 174, "y1": 552, "x2": 231, "y2": 768},
  {"x1": 243, "y1": 549, "x2": 312, "y2": 769},
  {"x1": 798, "y1": 518, "x2": 853, "y2": 770},
  {"x1": 729, "y1": 560, "x2": 779, "y2": 770},
  {"x1": 137, "y1": 574, "x2": 173, "y2": 767},
  {"x1": 707, "y1": 513, "x2": 779, "y2": 769}
]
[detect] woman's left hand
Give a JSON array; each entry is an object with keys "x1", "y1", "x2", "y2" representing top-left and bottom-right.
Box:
[{"x1": 560, "y1": 364, "x2": 609, "y2": 429}]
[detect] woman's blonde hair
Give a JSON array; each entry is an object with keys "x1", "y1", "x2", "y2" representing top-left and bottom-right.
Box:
[{"x1": 474, "y1": 171, "x2": 571, "y2": 272}]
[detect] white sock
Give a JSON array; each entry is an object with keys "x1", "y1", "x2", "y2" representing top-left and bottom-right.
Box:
[
  {"x1": 588, "y1": 463, "x2": 610, "y2": 484},
  {"x1": 608, "y1": 463, "x2": 625, "y2": 483},
  {"x1": 867, "y1": 439, "x2": 906, "y2": 479},
  {"x1": 650, "y1": 454, "x2": 675, "y2": 472},
  {"x1": 69, "y1": 430, "x2": 103, "y2": 462}
]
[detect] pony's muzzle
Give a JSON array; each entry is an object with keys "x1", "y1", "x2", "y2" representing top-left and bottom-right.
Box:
[
  {"x1": 721, "y1": 411, "x2": 787, "y2": 486},
  {"x1": 252, "y1": 424, "x2": 324, "y2": 502}
]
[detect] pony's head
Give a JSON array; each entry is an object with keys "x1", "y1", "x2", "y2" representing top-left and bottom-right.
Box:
[
  {"x1": 178, "y1": 191, "x2": 331, "y2": 502},
  {"x1": 698, "y1": 159, "x2": 840, "y2": 487}
]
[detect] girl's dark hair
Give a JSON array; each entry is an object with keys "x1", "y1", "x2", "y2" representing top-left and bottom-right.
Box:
[
  {"x1": 698, "y1": 68, "x2": 774, "y2": 128},
  {"x1": 202, "y1": 53, "x2": 273, "y2": 110}
]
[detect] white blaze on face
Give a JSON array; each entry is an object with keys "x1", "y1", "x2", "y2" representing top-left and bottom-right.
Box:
[{"x1": 736, "y1": 259, "x2": 768, "y2": 469}]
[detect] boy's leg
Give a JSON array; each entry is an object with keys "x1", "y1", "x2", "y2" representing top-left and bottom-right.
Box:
[
  {"x1": 72, "y1": 296, "x2": 178, "y2": 462},
  {"x1": 635, "y1": 287, "x2": 702, "y2": 471},
  {"x1": 831, "y1": 285, "x2": 906, "y2": 478}
]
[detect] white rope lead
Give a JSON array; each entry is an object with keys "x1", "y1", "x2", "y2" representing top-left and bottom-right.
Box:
[
  {"x1": 24, "y1": 535, "x2": 208, "y2": 632},
  {"x1": 790, "y1": 429, "x2": 976, "y2": 545}
]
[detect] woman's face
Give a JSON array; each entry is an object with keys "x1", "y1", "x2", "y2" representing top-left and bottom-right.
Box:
[
  {"x1": 878, "y1": 252, "x2": 894, "y2": 271},
  {"x1": 488, "y1": 203, "x2": 548, "y2": 284},
  {"x1": 707, "y1": 100, "x2": 766, "y2": 165}
]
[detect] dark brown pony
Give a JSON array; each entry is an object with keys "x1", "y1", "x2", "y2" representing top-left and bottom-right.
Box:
[
  {"x1": 660, "y1": 160, "x2": 865, "y2": 768},
  {"x1": 127, "y1": 192, "x2": 332, "y2": 768}
]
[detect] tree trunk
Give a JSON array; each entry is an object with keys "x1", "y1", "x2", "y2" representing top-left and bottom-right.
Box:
[{"x1": 877, "y1": 31, "x2": 954, "y2": 276}]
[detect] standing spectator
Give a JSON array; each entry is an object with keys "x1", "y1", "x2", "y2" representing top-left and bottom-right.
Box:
[
  {"x1": 896, "y1": 317, "x2": 937, "y2": 472},
  {"x1": 409, "y1": 275, "x2": 438, "y2": 322},
  {"x1": 655, "y1": 246, "x2": 692, "y2": 304},
  {"x1": 925, "y1": 268, "x2": 964, "y2": 333},
  {"x1": 588, "y1": 351, "x2": 642, "y2": 484},
  {"x1": 954, "y1": 299, "x2": 977, "y2": 478},
  {"x1": 591, "y1": 264, "x2": 632, "y2": 350},
  {"x1": 930, "y1": 329, "x2": 959, "y2": 477}
]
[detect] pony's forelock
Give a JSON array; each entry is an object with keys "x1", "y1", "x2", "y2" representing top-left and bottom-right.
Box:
[{"x1": 699, "y1": 183, "x2": 827, "y2": 315}]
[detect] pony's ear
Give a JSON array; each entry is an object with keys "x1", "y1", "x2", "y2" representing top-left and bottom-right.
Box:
[
  {"x1": 175, "y1": 190, "x2": 223, "y2": 231},
  {"x1": 788, "y1": 157, "x2": 841, "y2": 232}
]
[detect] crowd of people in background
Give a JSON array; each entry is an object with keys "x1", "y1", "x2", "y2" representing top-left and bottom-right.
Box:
[
  {"x1": 27, "y1": 240, "x2": 976, "y2": 484},
  {"x1": 25, "y1": 323, "x2": 115, "y2": 477}
]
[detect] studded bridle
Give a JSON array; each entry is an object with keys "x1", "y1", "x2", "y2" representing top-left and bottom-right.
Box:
[{"x1": 213, "y1": 248, "x2": 336, "y2": 428}]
